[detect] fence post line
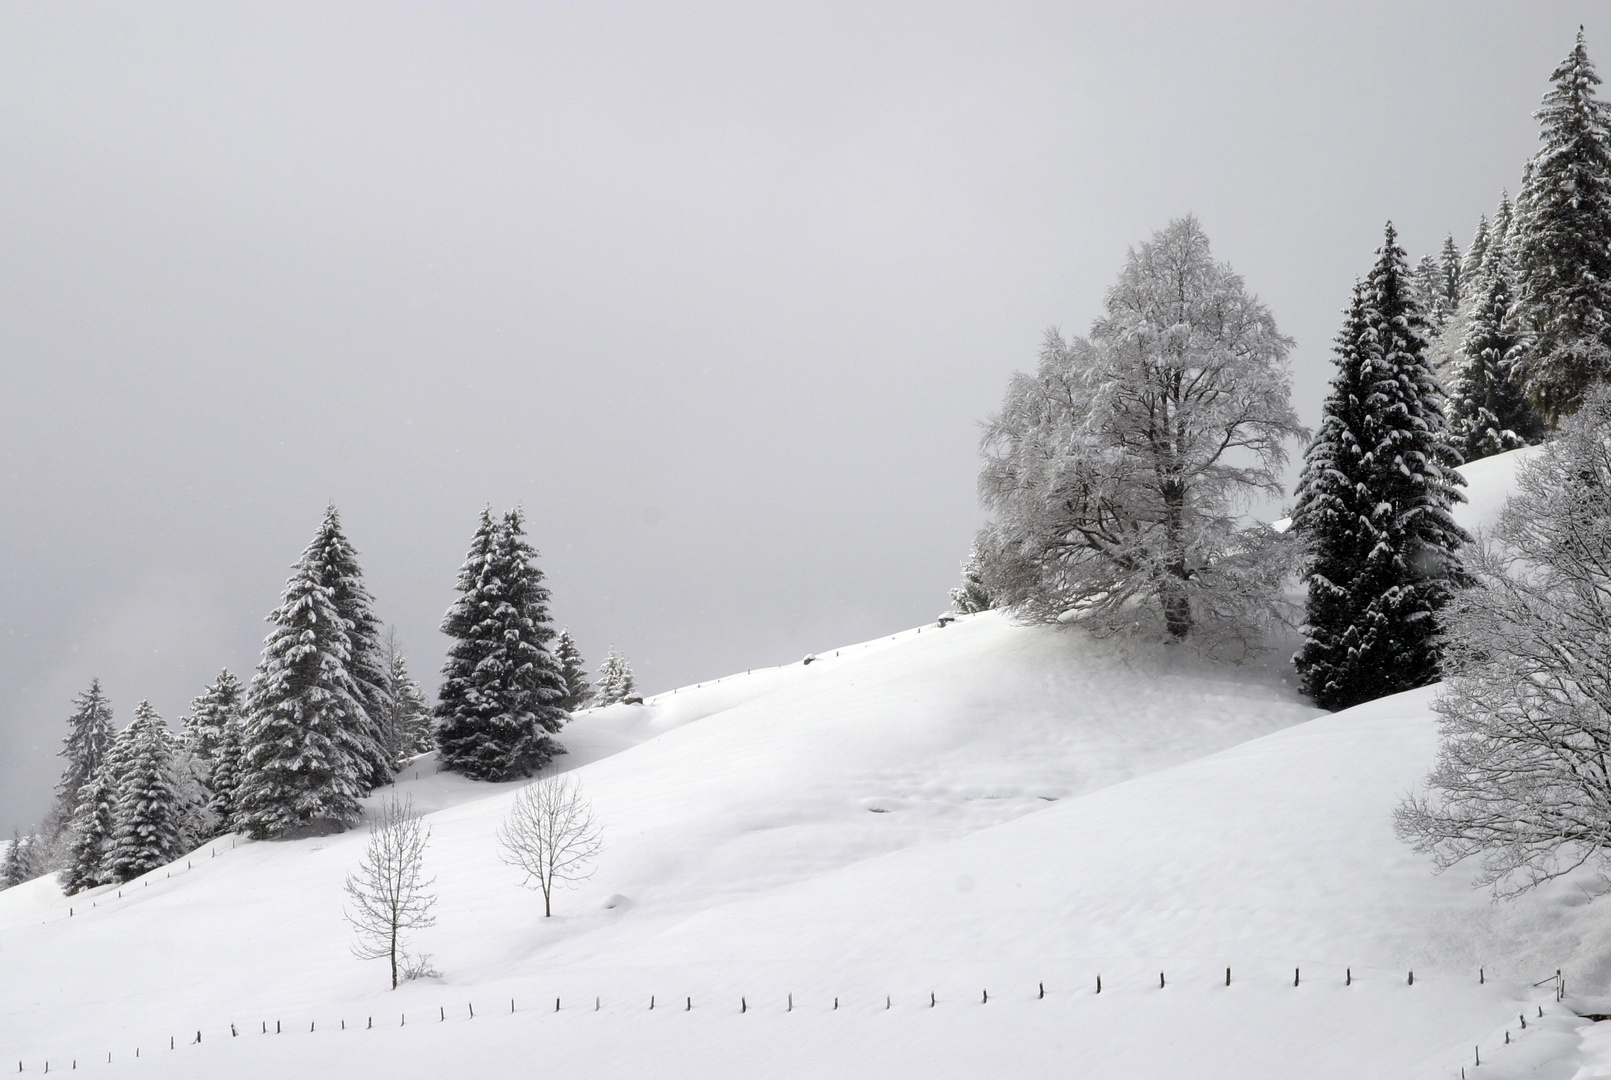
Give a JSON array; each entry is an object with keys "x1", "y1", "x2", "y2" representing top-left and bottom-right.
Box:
[
  {"x1": 1294, "y1": 968, "x2": 1300, "y2": 988},
  {"x1": 1039, "y1": 982, "x2": 1045, "y2": 999},
  {"x1": 1226, "y1": 968, "x2": 1231, "y2": 987}
]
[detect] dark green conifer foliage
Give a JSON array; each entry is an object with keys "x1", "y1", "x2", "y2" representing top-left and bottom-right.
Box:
[
  {"x1": 305, "y1": 506, "x2": 396, "y2": 789},
  {"x1": 235, "y1": 542, "x2": 370, "y2": 839},
  {"x1": 1293, "y1": 224, "x2": 1471, "y2": 711},
  {"x1": 435, "y1": 509, "x2": 568, "y2": 780},
  {"x1": 54, "y1": 679, "x2": 115, "y2": 825},
  {"x1": 1512, "y1": 29, "x2": 1611, "y2": 423},
  {"x1": 554, "y1": 629, "x2": 592, "y2": 711},
  {"x1": 107, "y1": 702, "x2": 187, "y2": 882}
]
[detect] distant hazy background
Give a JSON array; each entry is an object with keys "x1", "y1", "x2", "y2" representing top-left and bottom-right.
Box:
[{"x1": 0, "y1": 2, "x2": 1586, "y2": 827}]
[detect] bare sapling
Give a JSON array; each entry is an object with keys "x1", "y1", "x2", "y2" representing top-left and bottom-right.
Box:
[
  {"x1": 343, "y1": 793, "x2": 437, "y2": 989},
  {"x1": 497, "y1": 773, "x2": 603, "y2": 917}
]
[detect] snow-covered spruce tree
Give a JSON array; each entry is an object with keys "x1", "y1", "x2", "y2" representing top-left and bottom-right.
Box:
[
  {"x1": 179, "y1": 671, "x2": 242, "y2": 787},
  {"x1": 593, "y1": 650, "x2": 637, "y2": 706},
  {"x1": 106, "y1": 701, "x2": 188, "y2": 882},
  {"x1": 1439, "y1": 235, "x2": 1463, "y2": 310},
  {"x1": 305, "y1": 506, "x2": 396, "y2": 790},
  {"x1": 380, "y1": 632, "x2": 435, "y2": 762},
  {"x1": 1292, "y1": 224, "x2": 1470, "y2": 711},
  {"x1": 58, "y1": 767, "x2": 117, "y2": 894},
  {"x1": 206, "y1": 710, "x2": 246, "y2": 831},
  {"x1": 1450, "y1": 203, "x2": 1545, "y2": 461},
  {"x1": 1461, "y1": 215, "x2": 1491, "y2": 294},
  {"x1": 554, "y1": 629, "x2": 592, "y2": 712},
  {"x1": 1510, "y1": 29, "x2": 1611, "y2": 424},
  {"x1": 0, "y1": 827, "x2": 32, "y2": 889},
  {"x1": 52, "y1": 680, "x2": 115, "y2": 828},
  {"x1": 434, "y1": 509, "x2": 568, "y2": 781},
  {"x1": 949, "y1": 545, "x2": 993, "y2": 614},
  {"x1": 976, "y1": 216, "x2": 1305, "y2": 648},
  {"x1": 1397, "y1": 388, "x2": 1611, "y2": 894},
  {"x1": 234, "y1": 543, "x2": 372, "y2": 839}
]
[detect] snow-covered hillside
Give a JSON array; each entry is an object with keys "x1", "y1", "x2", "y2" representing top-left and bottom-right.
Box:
[{"x1": 7, "y1": 445, "x2": 1611, "y2": 1078}]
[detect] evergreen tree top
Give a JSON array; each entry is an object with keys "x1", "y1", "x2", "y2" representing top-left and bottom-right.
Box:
[{"x1": 1461, "y1": 215, "x2": 1491, "y2": 285}]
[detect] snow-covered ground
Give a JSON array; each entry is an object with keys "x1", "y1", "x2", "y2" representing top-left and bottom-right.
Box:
[{"x1": 9, "y1": 445, "x2": 1611, "y2": 1078}]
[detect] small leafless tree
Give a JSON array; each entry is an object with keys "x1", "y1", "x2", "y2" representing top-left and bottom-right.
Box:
[
  {"x1": 344, "y1": 794, "x2": 437, "y2": 988},
  {"x1": 1397, "y1": 389, "x2": 1611, "y2": 896},
  {"x1": 497, "y1": 773, "x2": 602, "y2": 917}
]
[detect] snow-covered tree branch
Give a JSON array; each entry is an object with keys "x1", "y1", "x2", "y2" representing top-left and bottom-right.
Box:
[{"x1": 1398, "y1": 389, "x2": 1611, "y2": 895}]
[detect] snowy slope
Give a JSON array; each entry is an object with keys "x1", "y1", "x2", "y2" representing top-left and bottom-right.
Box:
[{"x1": 7, "y1": 444, "x2": 1606, "y2": 1079}]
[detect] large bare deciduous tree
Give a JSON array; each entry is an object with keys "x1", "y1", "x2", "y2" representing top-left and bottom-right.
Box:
[
  {"x1": 497, "y1": 773, "x2": 602, "y2": 917},
  {"x1": 343, "y1": 794, "x2": 437, "y2": 988}
]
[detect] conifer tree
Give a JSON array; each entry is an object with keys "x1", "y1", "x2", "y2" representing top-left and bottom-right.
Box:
[
  {"x1": 1512, "y1": 28, "x2": 1611, "y2": 423},
  {"x1": 305, "y1": 506, "x2": 396, "y2": 789},
  {"x1": 180, "y1": 671, "x2": 243, "y2": 785},
  {"x1": 380, "y1": 633, "x2": 435, "y2": 762},
  {"x1": 435, "y1": 510, "x2": 568, "y2": 781},
  {"x1": 235, "y1": 542, "x2": 371, "y2": 839},
  {"x1": 594, "y1": 650, "x2": 637, "y2": 706},
  {"x1": 0, "y1": 827, "x2": 32, "y2": 889},
  {"x1": 1461, "y1": 215, "x2": 1491, "y2": 294},
  {"x1": 1439, "y1": 235, "x2": 1462, "y2": 308},
  {"x1": 53, "y1": 680, "x2": 115, "y2": 826},
  {"x1": 554, "y1": 630, "x2": 592, "y2": 711},
  {"x1": 1451, "y1": 223, "x2": 1544, "y2": 460},
  {"x1": 950, "y1": 545, "x2": 993, "y2": 613},
  {"x1": 107, "y1": 702, "x2": 188, "y2": 882},
  {"x1": 207, "y1": 711, "x2": 247, "y2": 831},
  {"x1": 1292, "y1": 224, "x2": 1471, "y2": 711},
  {"x1": 59, "y1": 768, "x2": 116, "y2": 893}
]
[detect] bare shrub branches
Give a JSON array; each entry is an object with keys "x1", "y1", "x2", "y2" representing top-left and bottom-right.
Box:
[
  {"x1": 497, "y1": 773, "x2": 602, "y2": 917},
  {"x1": 344, "y1": 793, "x2": 437, "y2": 988}
]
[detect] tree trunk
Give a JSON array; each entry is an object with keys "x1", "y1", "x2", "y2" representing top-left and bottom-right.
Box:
[{"x1": 1160, "y1": 481, "x2": 1192, "y2": 640}]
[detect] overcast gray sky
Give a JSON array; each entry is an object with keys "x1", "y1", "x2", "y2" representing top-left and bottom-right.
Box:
[{"x1": 0, "y1": 1, "x2": 1588, "y2": 828}]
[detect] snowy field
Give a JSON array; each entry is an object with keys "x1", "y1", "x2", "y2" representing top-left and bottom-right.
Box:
[{"x1": 8, "y1": 446, "x2": 1611, "y2": 1078}]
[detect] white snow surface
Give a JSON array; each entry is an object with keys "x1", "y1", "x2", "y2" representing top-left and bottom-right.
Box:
[{"x1": 7, "y1": 444, "x2": 1611, "y2": 1078}]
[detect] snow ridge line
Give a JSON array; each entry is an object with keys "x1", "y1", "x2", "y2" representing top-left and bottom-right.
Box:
[{"x1": 6, "y1": 964, "x2": 1555, "y2": 1077}]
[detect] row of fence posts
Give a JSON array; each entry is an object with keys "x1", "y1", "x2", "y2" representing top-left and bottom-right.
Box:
[{"x1": 11, "y1": 967, "x2": 1565, "y2": 1076}]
